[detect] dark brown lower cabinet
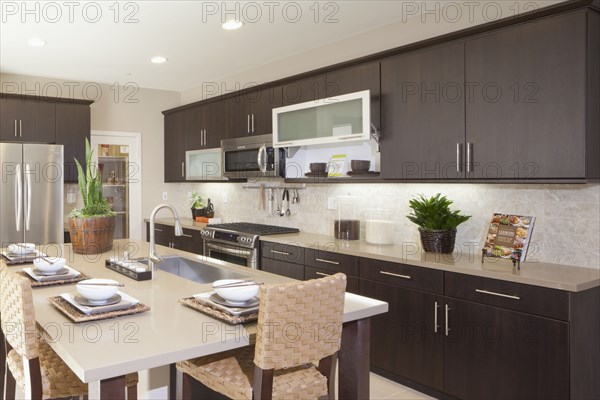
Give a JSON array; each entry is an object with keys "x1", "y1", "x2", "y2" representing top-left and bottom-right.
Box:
[
  {"x1": 360, "y1": 279, "x2": 443, "y2": 391},
  {"x1": 443, "y1": 298, "x2": 569, "y2": 400},
  {"x1": 304, "y1": 266, "x2": 359, "y2": 294},
  {"x1": 260, "y1": 257, "x2": 304, "y2": 280},
  {"x1": 145, "y1": 223, "x2": 203, "y2": 255}
]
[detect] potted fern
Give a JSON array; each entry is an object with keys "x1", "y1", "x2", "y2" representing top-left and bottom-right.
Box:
[
  {"x1": 407, "y1": 193, "x2": 471, "y2": 254},
  {"x1": 68, "y1": 138, "x2": 116, "y2": 254}
]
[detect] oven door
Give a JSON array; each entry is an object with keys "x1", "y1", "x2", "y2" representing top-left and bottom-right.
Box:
[{"x1": 204, "y1": 241, "x2": 258, "y2": 269}]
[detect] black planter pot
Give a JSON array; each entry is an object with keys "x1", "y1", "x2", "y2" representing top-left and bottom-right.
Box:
[{"x1": 418, "y1": 228, "x2": 457, "y2": 254}]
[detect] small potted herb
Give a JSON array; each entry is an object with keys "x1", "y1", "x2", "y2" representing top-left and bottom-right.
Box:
[
  {"x1": 407, "y1": 193, "x2": 471, "y2": 253},
  {"x1": 189, "y1": 192, "x2": 205, "y2": 219}
]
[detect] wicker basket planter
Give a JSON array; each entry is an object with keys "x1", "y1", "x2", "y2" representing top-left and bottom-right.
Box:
[
  {"x1": 69, "y1": 216, "x2": 116, "y2": 254},
  {"x1": 418, "y1": 228, "x2": 457, "y2": 254}
]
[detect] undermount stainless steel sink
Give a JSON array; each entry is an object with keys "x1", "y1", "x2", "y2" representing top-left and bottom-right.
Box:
[{"x1": 139, "y1": 255, "x2": 249, "y2": 283}]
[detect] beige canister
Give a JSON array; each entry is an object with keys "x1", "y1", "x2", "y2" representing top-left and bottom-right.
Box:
[{"x1": 365, "y1": 209, "x2": 395, "y2": 245}]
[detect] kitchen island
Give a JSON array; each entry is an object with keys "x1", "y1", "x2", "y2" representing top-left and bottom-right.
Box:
[{"x1": 1, "y1": 240, "x2": 387, "y2": 399}]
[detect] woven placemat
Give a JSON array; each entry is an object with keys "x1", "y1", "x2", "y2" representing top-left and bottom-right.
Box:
[
  {"x1": 179, "y1": 297, "x2": 258, "y2": 325},
  {"x1": 18, "y1": 271, "x2": 92, "y2": 287},
  {"x1": 48, "y1": 296, "x2": 150, "y2": 323}
]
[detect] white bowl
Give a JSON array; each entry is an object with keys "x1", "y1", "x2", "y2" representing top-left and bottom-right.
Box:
[
  {"x1": 213, "y1": 279, "x2": 259, "y2": 304},
  {"x1": 33, "y1": 257, "x2": 66, "y2": 273},
  {"x1": 76, "y1": 279, "x2": 119, "y2": 302},
  {"x1": 8, "y1": 243, "x2": 36, "y2": 254}
]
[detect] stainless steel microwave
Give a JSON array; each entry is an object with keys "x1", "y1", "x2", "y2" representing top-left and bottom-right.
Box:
[{"x1": 221, "y1": 134, "x2": 285, "y2": 179}]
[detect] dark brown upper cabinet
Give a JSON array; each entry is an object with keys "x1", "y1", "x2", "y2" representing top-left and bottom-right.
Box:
[
  {"x1": 55, "y1": 102, "x2": 91, "y2": 183},
  {"x1": 226, "y1": 85, "x2": 282, "y2": 137},
  {"x1": 465, "y1": 10, "x2": 595, "y2": 180},
  {"x1": 281, "y1": 73, "x2": 327, "y2": 106},
  {"x1": 185, "y1": 100, "x2": 228, "y2": 150},
  {"x1": 0, "y1": 95, "x2": 56, "y2": 143},
  {"x1": 326, "y1": 61, "x2": 381, "y2": 129},
  {"x1": 164, "y1": 110, "x2": 186, "y2": 182},
  {"x1": 381, "y1": 42, "x2": 466, "y2": 180}
]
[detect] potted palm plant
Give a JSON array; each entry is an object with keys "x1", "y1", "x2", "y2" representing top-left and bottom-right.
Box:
[
  {"x1": 68, "y1": 139, "x2": 116, "y2": 254},
  {"x1": 407, "y1": 193, "x2": 471, "y2": 254}
]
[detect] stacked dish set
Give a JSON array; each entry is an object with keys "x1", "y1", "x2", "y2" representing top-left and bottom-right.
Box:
[
  {"x1": 60, "y1": 278, "x2": 139, "y2": 315},
  {"x1": 193, "y1": 279, "x2": 261, "y2": 317},
  {"x1": 22, "y1": 257, "x2": 83, "y2": 283},
  {"x1": 2, "y1": 242, "x2": 46, "y2": 264}
]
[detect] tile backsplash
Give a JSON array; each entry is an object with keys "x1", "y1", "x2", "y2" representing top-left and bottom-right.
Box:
[{"x1": 175, "y1": 181, "x2": 600, "y2": 270}]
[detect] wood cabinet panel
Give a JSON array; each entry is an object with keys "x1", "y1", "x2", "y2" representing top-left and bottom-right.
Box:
[
  {"x1": 465, "y1": 11, "x2": 588, "y2": 179},
  {"x1": 304, "y1": 248, "x2": 358, "y2": 276},
  {"x1": 305, "y1": 266, "x2": 358, "y2": 294},
  {"x1": 282, "y1": 73, "x2": 327, "y2": 106},
  {"x1": 445, "y1": 272, "x2": 569, "y2": 320},
  {"x1": 164, "y1": 111, "x2": 186, "y2": 182},
  {"x1": 0, "y1": 96, "x2": 56, "y2": 143},
  {"x1": 260, "y1": 257, "x2": 304, "y2": 280},
  {"x1": 381, "y1": 42, "x2": 465, "y2": 180},
  {"x1": 360, "y1": 279, "x2": 444, "y2": 390},
  {"x1": 0, "y1": 97, "x2": 20, "y2": 140},
  {"x1": 55, "y1": 102, "x2": 90, "y2": 183},
  {"x1": 260, "y1": 242, "x2": 304, "y2": 265},
  {"x1": 443, "y1": 298, "x2": 569, "y2": 399},
  {"x1": 359, "y1": 258, "x2": 443, "y2": 294}
]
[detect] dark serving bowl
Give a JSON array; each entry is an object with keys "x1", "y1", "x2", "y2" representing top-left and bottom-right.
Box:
[{"x1": 350, "y1": 160, "x2": 370, "y2": 172}]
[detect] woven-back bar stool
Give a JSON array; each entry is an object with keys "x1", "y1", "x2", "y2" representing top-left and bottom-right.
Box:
[
  {"x1": 177, "y1": 273, "x2": 347, "y2": 400},
  {"x1": 0, "y1": 267, "x2": 138, "y2": 400}
]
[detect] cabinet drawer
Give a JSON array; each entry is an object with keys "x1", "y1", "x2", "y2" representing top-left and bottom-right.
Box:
[
  {"x1": 445, "y1": 272, "x2": 569, "y2": 321},
  {"x1": 359, "y1": 258, "x2": 443, "y2": 294},
  {"x1": 304, "y1": 248, "x2": 358, "y2": 276},
  {"x1": 260, "y1": 242, "x2": 304, "y2": 265},
  {"x1": 260, "y1": 257, "x2": 304, "y2": 280},
  {"x1": 304, "y1": 266, "x2": 359, "y2": 294}
]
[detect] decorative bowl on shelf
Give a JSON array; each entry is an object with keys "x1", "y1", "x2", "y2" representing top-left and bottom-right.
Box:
[
  {"x1": 350, "y1": 160, "x2": 370, "y2": 172},
  {"x1": 309, "y1": 162, "x2": 327, "y2": 173}
]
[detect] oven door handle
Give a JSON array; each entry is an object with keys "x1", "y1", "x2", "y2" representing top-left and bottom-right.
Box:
[
  {"x1": 257, "y1": 144, "x2": 267, "y2": 173},
  {"x1": 206, "y1": 242, "x2": 254, "y2": 257}
]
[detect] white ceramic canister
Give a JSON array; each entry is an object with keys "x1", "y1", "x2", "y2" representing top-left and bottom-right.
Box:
[{"x1": 364, "y1": 209, "x2": 395, "y2": 245}]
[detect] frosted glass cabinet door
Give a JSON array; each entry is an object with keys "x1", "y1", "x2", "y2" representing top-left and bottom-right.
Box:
[{"x1": 273, "y1": 90, "x2": 370, "y2": 147}]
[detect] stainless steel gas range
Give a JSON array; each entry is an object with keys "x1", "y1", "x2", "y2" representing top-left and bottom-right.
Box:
[{"x1": 200, "y1": 223, "x2": 299, "y2": 269}]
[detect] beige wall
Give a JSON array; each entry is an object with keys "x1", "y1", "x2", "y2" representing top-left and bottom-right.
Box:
[{"x1": 0, "y1": 72, "x2": 181, "y2": 237}]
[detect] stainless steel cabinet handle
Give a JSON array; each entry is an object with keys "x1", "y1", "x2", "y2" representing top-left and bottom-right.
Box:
[
  {"x1": 180, "y1": 233, "x2": 193, "y2": 238},
  {"x1": 247, "y1": 115, "x2": 250, "y2": 133},
  {"x1": 251, "y1": 114, "x2": 255, "y2": 133},
  {"x1": 456, "y1": 143, "x2": 463, "y2": 173},
  {"x1": 154, "y1": 228, "x2": 163, "y2": 232},
  {"x1": 316, "y1": 272, "x2": 331, "y2": 277},
  {"x1": 434, "y1": 301, "x2": 440, "y2": 333},
  {"x1": 19, "y1": 120, "x2": 22, "y2": 137},
  {"x1": 445, "y1": 304, "x2": 450, "y2": 336},
  {"x1": 203, "y1": 130, "x2": 207, "y2": 146},
  {"x1": 475, "y1": 289, "x2": 520, "y2": 300},
  {"x1": 15, "y1": 164, "x2": 22, "y2": 231},
  {"x1": 379, "y1": 271, "x2": 411, "y2": 280},
  {"x1": 270, "y1": 250, "x2": 290, "y2": 255},
  {"x1": 181, "y1": 162, "x2": 185, "y2": 177},
  {"x1": 316, "y1": 258, "x2": 339, "y2": 265},
  {"x1": 202, "y1": 130, "x2": 205, "y2": 146},
  {"x1": 25, "y1": 164, "x2": 32, "y2": 230},
  {"x1": 14, "y1": 120, "x2": 17, "y2": 137},
  {"x1": 466, "y1": 142, "x2": 473, "y2": 173}
]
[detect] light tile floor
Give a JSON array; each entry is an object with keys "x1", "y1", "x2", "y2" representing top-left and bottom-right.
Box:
[{"x1": 369, "y1": 372, "x2": 435, "y2": 400}]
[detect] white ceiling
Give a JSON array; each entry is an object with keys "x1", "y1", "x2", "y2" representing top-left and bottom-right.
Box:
[{"x1": 1, "y1": 1, "x2": 563, "y2": 93}]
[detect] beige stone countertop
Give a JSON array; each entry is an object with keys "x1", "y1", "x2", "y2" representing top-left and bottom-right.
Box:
[
  {"x1": 1, "y1": 240, "x2": 387, "y2": 384},
  {"x1": 260, "y1": 232, "x2": 600, "y2": 292},
  {"x1": 144, "y1": 217, "x2": 208, "y2": 231}
]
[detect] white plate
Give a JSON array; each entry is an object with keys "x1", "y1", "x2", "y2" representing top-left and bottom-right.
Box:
[
  {"x1": 210, "y1": 293, "x2": 259, "y2": 308},
  {"x1": 23, "y1": 266, "x2": 81, "y2": 282},
  {"x1": 59, "y1": 291, "x2": 139, "y2": 315},
  {"x1": 74, "y1": 294, "x2": 122, "y2": 307}
]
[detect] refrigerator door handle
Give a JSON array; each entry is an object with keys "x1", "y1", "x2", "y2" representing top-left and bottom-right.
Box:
[
  {"x1": 25, "y1": 163, "x2": 32, "y2": 231},
  {"x1": 16, "y1": 163, "x2": 22, "y2": 231}
]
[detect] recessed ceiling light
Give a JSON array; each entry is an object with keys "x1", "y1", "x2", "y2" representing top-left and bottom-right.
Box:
[
  {"x1": 28, "y1": 38, "x2": 46, "y2": 47},
  {"x1": 151, "y1": 56, "x2": 167, "y2": 64},
  {"x1": 222, "y1": 20, "x2": 243, "y2": 30}
]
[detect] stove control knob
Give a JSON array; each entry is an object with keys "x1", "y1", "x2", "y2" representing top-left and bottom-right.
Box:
[{"x1": 201, "y1": 230, "x2": 210, "y2": 236}]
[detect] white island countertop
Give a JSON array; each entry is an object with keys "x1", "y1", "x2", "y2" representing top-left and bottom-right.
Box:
[{"x1": 1, "y1": 240, "x2": 387, "y2": 385}]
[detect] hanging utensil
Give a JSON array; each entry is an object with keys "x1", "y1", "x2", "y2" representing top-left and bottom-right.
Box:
[{"x1": 267, "y1": 188, "x2": 273, "y2": 214}]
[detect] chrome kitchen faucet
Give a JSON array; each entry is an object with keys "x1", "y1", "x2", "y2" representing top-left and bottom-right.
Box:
[{"x1": 149, "y1": 203, "x2": 183, "y2": 277}]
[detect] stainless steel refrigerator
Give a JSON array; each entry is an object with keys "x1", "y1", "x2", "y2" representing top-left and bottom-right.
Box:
[{"x1": 0, "y1": 143, "x2": 64, "y2": 246}]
